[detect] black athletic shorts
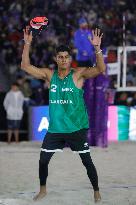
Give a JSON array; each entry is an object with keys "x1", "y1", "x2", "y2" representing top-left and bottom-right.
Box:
[{"x1": 41, "y1": 129, "x2": 90, "y2": 153}]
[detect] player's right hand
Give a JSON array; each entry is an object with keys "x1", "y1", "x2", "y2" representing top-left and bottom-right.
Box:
[{"x1": 23, "y1": 26, "x2": 33, "y2": 44}]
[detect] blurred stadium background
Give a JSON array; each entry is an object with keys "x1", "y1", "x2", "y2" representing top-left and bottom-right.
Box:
[{"x1": 0, "y1": 0, "x2": 136, "y2": 143}]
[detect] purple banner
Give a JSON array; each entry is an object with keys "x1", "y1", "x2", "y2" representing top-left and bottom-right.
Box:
[{"x1": 84, "y1": 74, "x2": 109, "y2": 147}]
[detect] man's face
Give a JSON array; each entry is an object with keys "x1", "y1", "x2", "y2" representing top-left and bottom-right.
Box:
[
  {"x1": 11, "y1": 85, "x2": 19, "y2": 92},
  {"x1": 56, "y1": 51, "x2": 71, "y2": 70},
  {"x1": 80, "y1": 23, "x2": 88, "y2": 30},
  {"x1": 17, "y1": 78, "x2": 24, "y2": 85}
]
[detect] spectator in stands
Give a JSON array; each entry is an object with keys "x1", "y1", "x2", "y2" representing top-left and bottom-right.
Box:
[
  {"x1": 116, "y1": 92, "x2": 128, "y2": 106},
  {"x1": 43, "y1": 81, "x2": 49, "y2": 105},
  {"x1": 126, "y1": 80, "x2": 134, "y2": 87},
  {"x1": 126, "y1": 96, "x2": 133, "y2": 106},
  {"x1": 74, "y1": 17, "x2": 94, "y2": 67},
  {"x1": 3, "y1": 82, "x2": 24, "y2": 143},
  {"x1": 131, "y1": 92, "x2": 136, "y2": 106},
  {"x1": 1, "y1": 0, "x2": 136, "y2": 78},
  {"x1": 21, "y1": 79, "x2": 32, "y2": 99},
  {"x1": 1, "y1": 0, "x2": 136, "y2": 103},
  {"x1": 32, "y1": 85, "x2": 45, "y2": 105},
  {"x1": 16, "y1": 76, "x2": 35, "y2": 107}
]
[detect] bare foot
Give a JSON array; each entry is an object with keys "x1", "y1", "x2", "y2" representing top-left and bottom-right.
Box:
[
  {"x1": 94, "y1": 191, "x2": 101, "y2": 203},
  {"x1": 33, "y1": 186, "x2": 47, "y2": 201},
  {"x1": 33, "y1": 191, "x2": 47, "y2": 201}
]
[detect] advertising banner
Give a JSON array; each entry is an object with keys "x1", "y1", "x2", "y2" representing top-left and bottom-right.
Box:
[
  {"x1": 107, "y1": 106, "x2": 118, "y2": 141},
  {"x1": 129, "y1": 107, "x2": 136, "y2": 141},
  {"x1": 29, "y1": 106, "x2": 49, "y2": 141},
  {"x1": 28, "y1": 105, "x2": 135, "y2": 142},
  {"x1": 117, "y1": 106, "x2": 130, "y2": 141}
]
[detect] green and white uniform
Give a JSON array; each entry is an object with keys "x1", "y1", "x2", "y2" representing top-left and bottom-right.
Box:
[
  {"x1": 48, "y1": 70, "x2": 89, "y2": 133},
  {"x1": 40, "y1": 70, "x2": 99, "y2": 192}
]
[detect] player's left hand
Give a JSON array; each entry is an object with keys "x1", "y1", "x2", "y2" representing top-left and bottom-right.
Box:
[{"x1": 88, "y1": 28, "x2": 103, "y2": 49}]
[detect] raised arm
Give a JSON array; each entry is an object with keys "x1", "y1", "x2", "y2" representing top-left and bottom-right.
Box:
[
  {"x1": 21, "y1": 26, "x2": 53, "y2": 81},
  {"x1": 77, "y1": 28, "x2": 106, "y2": 79}
]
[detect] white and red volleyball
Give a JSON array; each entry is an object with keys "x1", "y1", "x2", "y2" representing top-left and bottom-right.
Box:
[{"x1": 30, "y1": 16, "x2": 48, "y2": 30}]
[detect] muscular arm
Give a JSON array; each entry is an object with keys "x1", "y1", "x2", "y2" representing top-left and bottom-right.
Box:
[
  {"x1": 21, "y1": 27, "x2": 53, "y2": 81},
  {"x1": 21, "y1": 43, "x2": 52, "y2": 81},
  {"x1": 76, "y1": 28, "x2": 106, "y2": 80}
]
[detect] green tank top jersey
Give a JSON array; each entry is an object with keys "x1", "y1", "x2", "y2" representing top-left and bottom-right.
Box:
[{"x1": 48, "y1": 70, "x2": 89, "y2": 133}]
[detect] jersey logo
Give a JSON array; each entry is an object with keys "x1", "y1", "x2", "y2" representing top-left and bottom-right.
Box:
[
  {"x1": 51, "y1": 84, "x2": 57, "y2": 92},
  {"x1": 51, "y1": 84, "x2": 74, "y2": 93},
  {"x1": 62, "y1": 88, "x2": 73, "y2": 92}
]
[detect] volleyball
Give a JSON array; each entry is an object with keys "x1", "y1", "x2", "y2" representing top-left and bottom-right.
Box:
[{"x1": 29, "y1": 16, "x2": 48, "y2": 36}]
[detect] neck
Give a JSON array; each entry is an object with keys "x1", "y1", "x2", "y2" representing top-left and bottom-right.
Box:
[{"x1": 58, "y1": 68, "x2": 70, "y2": 78}]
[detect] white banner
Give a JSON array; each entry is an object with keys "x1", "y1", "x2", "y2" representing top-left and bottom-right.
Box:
[
  {"x1": 129, "y1": 107, "x2": 136, "y2": 141},
  {"x1": 107, "y1": 63, "x2": 119, "y2": 75}
]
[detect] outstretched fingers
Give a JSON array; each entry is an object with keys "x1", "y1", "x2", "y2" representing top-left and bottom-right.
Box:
[
  {"x1": 92, "y1": 28, "x2": 103, "y2": 38},
  {"x1": 100, "y1": 32, "x2": 103, "y2": 39},
  {"x1": 23, "y1": 26, "x2": 30, "y2": 35},
  {"x1": 97, "y1": 28, "x2": 100, "y2": 36},
  {"x1": 26, "y1": 26, "x2": 30, "y2": 34},
  {"x1": 23, "y1": 25, "x2": 33, "y2": 44},
  {"x1": 92, "y1": 28, "x2": 98, "y2": 38},
  {"x1": 92, "y1": 29, "x2": 95, "y2": 37}
]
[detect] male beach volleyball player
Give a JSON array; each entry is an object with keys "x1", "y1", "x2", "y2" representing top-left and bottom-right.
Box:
[{"x1": 21, "y1": 26, "x2": 105, "y2": 203}]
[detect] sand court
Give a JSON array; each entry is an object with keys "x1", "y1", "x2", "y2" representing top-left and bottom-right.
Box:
[{"x1": 0, "y1": 141, "x2": 136, "y2": 205}]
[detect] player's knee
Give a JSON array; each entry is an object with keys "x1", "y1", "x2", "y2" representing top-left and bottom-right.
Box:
[
  {"x1": 81, "y1": 155, "x2": 93, "y2": 167},
  {"x1": 39, "y1": 152, "x2": 50, "y2": 165}
]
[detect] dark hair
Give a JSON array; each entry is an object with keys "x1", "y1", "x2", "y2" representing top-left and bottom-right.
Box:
[
  {"x1": 55, "y1": 45, "x2": 71, "y2": 55},
  {"x1": 16, "y1": 75, "x2": 24, "y2": 80},
  {"x1": 11, "y1": 82, "x2": 19, "y2": 87}
]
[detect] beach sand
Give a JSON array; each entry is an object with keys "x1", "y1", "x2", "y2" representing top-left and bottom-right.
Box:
[{"x1": 0, "y1": 141, "x2": 136, "y2": 205}]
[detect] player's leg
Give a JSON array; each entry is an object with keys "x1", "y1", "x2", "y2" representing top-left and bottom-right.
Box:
[
  {"x1": 34, "y1": 132, "x2": 65, "y2": 201},
  {"x1": 67, "y1": 129, "x2": 101, "y2": 203},
  {"x1": 33, "y1": 151, "x2": 54, "y2": 201},
  {"x1": 39, "y1": 151, "x2": 54, "y2": 186},
  {"x1": 79, "y1": 152, "x2": 101, "y2": 202},
  {"x1": 79, "y1": 152, "x2": 99, "y2": 190}
]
